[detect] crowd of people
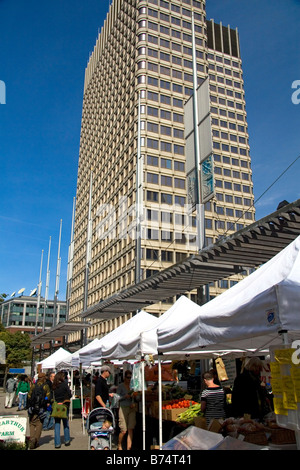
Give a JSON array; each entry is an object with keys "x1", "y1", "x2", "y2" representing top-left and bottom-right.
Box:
[
  {"x1": 3, "y1": 364, "x2": 140, "y2": 450},
  {"x1": 4, "y1": 370, "x2": 73, "y2": 449},
  {"x1": 3, "y1": 356, "x2": 273, "y2": 451}
]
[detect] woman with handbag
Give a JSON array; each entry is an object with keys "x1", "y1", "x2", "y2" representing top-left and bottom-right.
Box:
[{"x1": 52, "y1": 371, "x2": 72, "y2": 448}]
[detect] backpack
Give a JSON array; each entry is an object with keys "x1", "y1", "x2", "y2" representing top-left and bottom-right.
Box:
[{"x1": 30, "y1": 383, "x2": 47, "y2": 414}]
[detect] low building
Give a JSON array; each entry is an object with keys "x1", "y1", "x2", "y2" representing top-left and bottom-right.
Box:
[{"x1": 0, "y1": 295, "x2": 67, "y2": 339}]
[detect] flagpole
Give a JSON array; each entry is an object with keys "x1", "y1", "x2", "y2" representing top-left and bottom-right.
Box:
[
  {"x1": 35, "y1": 250, "x2": 44, "y2": 335},
  {"x1": 53, "y1": 219, "x2": 62, "y2": 327},
  {"x1": 43, "y1": 236, "x2": 51, "y2": 331}
]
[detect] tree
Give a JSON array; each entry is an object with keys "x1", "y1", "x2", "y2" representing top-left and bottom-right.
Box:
[
  {"x1": 0, "y1": 330, "x2": 31, "y2": 368},
  {"x1": 0, "y1": 293, "x2": 8, "y2": 304}
]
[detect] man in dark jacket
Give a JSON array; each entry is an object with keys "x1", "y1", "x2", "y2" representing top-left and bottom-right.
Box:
[{"x1": 94, "y1": 365, "x2": 112, "y2": 408}]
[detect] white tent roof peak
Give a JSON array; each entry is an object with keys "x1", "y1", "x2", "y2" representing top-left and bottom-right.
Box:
[
  {"x1": 157, "y1": 235, "x2": 300, "y2": 354},
  {"x1": 37, "y1": 347, "x2": 72, "y2": 370},
  {"x1": 79, "y1": 310, "x2": 158, "y2": 365}
]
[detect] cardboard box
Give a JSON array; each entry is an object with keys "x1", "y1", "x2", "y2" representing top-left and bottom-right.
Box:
[
  {"x1": 194, "y1": 416, "x2": 207, "y2": 430},
  {"x1": 150, "y1": 401, "x2": 168, "y2": 419},
  {"x1": 164, "y1": 407, "x2": 186, "y2": 422},
  {"x1": 207, "y1": 419, "x2": 223, "y2": 434}
]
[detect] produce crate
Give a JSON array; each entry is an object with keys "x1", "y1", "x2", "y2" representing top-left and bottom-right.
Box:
[
  {"x1": 207, "y1": 418, "x2": 223, "y2": 434},
  {"x1": 194, "y1": 416, "x2": 207, "y2": 430},
  {"x1": 267, "y1": 428, "x2": 296, "y2": 445},
  {"x1": 150, "y1": 401, "x2": 168, "y2": 419},
  {"x1": 164, "y1": 407, "x2": 186, "y2": 422},
  {"x1": 243, "y1": 431, "x2": 269, "y2": 446}
]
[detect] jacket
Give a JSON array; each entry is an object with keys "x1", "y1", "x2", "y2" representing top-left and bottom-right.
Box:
[
  {"x1": 53, "y1": 380, "x2": 72, "y2": 405},
  {"x1": 17, "y1": 381, "x2": 30, "y2": 394},
  {"x1": 6, "y1": 378, "x2": 16, "y2": 393}
]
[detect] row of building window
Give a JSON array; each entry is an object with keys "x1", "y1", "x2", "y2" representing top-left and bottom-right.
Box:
[
  {"x1": 144, "y1": 137, "x2": 184, "y2": 155},
  {"x1": 147, "y1": 190, "x2": 186, "y2": 206},
  {"x1": 147, "y1": 155, "x2": 185, "y2": 171},
  {"x1": 143, "y1": 121, "x2": 184, "y2": 138},
  {"x1": 213, "y1": 154, "x2": 250, "y2": 167},
  {"x1": 146, "y1": 0, "x2": 204, "y2": 14},
  {"x1": 146, "y1": 105, "x2": 184, "y2": 123},
  {"x1": 215, "y1": 179, "x2": 252, "y2": 193},
  {"x1": 140, "y1": 18, "x2": 203, "y2": 35},
  {"x1": 147, "y1": 172, "x2": 186, "y2": 189},
  {"x1": 214, "y1": 167, "x2": 250, "y2": 180},
  {"x1": 209, "y1": 74, "x2": 242, "y2": 89},
  {"x1": 139, "y1": 31, "x2": 204, "y2": 48}
]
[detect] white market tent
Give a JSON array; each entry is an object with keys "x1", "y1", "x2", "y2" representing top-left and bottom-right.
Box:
[
  {"x1": 101, "y1": 295, "x2": 205, "y2": 361},
  {"x1": 78, "y1": 310, "x2": 158, "y2": 367},
  {"x1": 37, "y1": 347, "x2": 72, "y2": 370},
  {"x1": 60, "y1": 338, "x2": 102, "y2": 370},
  {"x1": 157, "y1": 235, "x2": 300, "y2": 356}
]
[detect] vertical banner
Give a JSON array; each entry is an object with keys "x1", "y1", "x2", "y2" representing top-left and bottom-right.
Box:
[{"x1": 185, "y1": 78, "x2": 214, "y2": 212}]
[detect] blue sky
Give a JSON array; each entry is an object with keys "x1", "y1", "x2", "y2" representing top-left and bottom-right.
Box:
[{"x1": 0, "y1": 0, "x2": 299, "y2": 302}]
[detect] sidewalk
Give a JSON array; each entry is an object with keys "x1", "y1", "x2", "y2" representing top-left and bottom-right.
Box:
[{"x1": 0, "y1": 390, "x2": 90, "y2": 450}]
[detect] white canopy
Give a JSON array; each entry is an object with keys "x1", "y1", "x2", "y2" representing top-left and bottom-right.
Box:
[
  {"x1": 157, "y1": 235, "x2": 300, "y2": 355},
  {"x1": 37, "y1": 347, "x2": 72, "y2": 370},
  {"x1": 79, "y1": 310, "x2": 157, "y2": 366},
  {"x1": 139, "y1": 296, "x2": 203, "y2": 356},
  {"x1": 100, "y1": 296, "x2": 204, "y2": 360}
]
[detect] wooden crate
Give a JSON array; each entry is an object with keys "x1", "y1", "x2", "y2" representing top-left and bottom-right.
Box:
[
  {"x1": 268, "y1": 428, "x2": 296, "y2": 445},
  {"x1": 243, "y1": 431, "x2": 268, "y2": 446}
]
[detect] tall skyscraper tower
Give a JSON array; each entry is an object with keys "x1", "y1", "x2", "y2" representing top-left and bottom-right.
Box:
[{"x1": 69, "y1": 0, "x2": 254, "y2": 343}]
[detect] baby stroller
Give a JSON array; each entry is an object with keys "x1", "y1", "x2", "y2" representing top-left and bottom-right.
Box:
[{"x1": 86, "y1": 407, "x2": 116, "y2": 450}]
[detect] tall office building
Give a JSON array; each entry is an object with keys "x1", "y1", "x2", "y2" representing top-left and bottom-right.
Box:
[{"x1": 69, "y1": 0, "x2": 254, "y2": 342}]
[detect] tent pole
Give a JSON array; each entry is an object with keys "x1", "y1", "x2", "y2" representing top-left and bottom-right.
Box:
[
  {"x1": 142, "y1": 359, "x2": 146, "y2": 450},
  {"x1": 158, "y1": 355, "x2": 163, "y2": 449},
  {"x1": 70, "y1": 368, "x2": 73, "y2": 421},
  {"x1": 80, "y1": 364, "x2": 85, "y2": 434}
]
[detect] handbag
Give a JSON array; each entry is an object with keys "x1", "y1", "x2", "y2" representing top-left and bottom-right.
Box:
[{"x1": 51, "y1": 401, "x2": 68, "y2": 419}]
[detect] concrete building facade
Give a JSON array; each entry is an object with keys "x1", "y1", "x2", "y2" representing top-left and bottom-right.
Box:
[{"x1": 69, "y1": 0, "x2": 254, "y2": 342}]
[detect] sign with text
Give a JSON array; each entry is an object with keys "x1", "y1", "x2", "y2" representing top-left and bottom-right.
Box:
[{"x1": 0, "y1": 416, "x2": 27, "y2": 444}]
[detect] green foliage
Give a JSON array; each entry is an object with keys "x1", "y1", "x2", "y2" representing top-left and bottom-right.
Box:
[
  {"x1": 0, "y1": 439, "x2": 28, "y2": 450},
  {"x1": 0, "y1": 293, "x2": 8, "y2": 304},
  {"x1": 0, "y1": 330, "x2": 31, "y2": 368}
]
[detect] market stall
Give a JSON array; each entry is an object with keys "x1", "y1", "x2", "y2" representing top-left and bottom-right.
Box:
[
  {"x1": 155, "y1": 236, "x2": 300, "y2": 448},
  {"x1": 37, "y1": 347, "x2": 72, "y2": 371},
  {"x1": 78, "y1": 310, "x2": 158, "y2": 367},
  {"x1": 157, "y1": 235, "x2": 300, "y2": 355}
]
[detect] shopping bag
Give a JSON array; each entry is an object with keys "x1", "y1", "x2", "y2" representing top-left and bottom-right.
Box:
[{"x1": 51, "y1": 401, "x2": 68, "y2": 419}]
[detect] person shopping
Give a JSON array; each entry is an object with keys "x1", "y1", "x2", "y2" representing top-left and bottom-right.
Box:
[
  {"x1": 27, "y1": 372, "x2": 51, "y2": 449},
  {"x1": 52, "y1": 371, "x2": 72, "y2": 448},
  {"x1": 5, "y1": 375, "x2": 16, "y2": 408},
  {"x1": 117, "y1": 370, "x2": 137, "y2": 450},
  {"x1": 16, "y1": 375, "x2": 30, "y2": 411},
  {"x1": 200, "y1": 371, "x2": 226, "y2": 427}
]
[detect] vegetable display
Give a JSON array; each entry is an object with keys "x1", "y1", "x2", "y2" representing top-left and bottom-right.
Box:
[
  {"x1": 175, "y1": 403, "x2": 203, "y2": 424},
  {"x1": 162, "y1": 398, "x2": 198, "y2": 410}
]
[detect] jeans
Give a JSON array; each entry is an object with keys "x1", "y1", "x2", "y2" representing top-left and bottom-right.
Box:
[
  {"x1": 18, "y1": 392, "x2": 28, "y2": 410},
  {"x1": 54, "y1": 414, "x2": 70, "y2": 447},
  {"x1": 43, "y1": 409, "x2": 54, "y2": 430}
]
